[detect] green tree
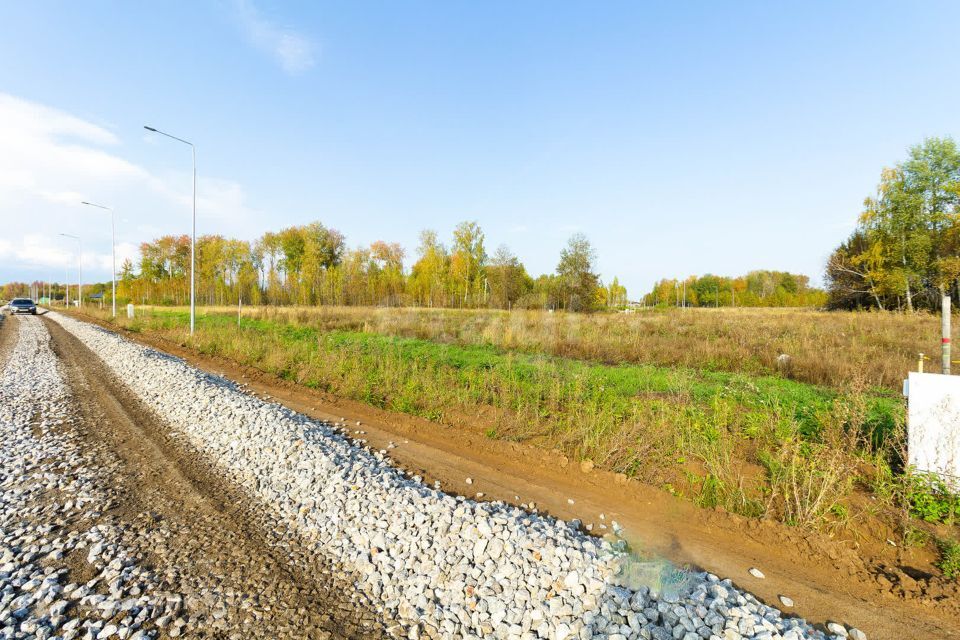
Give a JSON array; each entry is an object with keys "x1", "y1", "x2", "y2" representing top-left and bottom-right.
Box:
[
  {"x1": 605, "y1": 276, "x2": 628, "y2": 308},
  {"x1": 410, "y1": 230, "x2": 450, "y2": 307},
  {"x1": 487, "y1": 245, "x2": 532, "y2": 308},
  {"x1": 557, "y1": 233, "x2": 600, "y2": 312},
  {"x1": 828, "y1": 137, "x2": 960, "y2": 310},
  {"x1": 450, "y1": 221, "x2": 487, "y2": 307}
]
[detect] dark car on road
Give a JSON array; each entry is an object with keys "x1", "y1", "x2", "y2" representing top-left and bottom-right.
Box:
[{"x1": 8, "y1": 298, "x2": 38, "y2": 315}]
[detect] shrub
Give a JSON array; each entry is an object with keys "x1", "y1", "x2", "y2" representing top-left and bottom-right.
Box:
[
  {"x1": 937, "y1": 538, "x2": 960, "y2": 580},
  {"x1": 909, "y1": 473, "x2": 960, "y2": 525},
  {"x1": 760, "y1": 438, "x2": 854, "y2": 528}
]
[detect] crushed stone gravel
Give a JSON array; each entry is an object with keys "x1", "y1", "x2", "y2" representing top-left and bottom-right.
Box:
[{"x1": 34, "y1": 311, "x2": 861, "y2": 639}]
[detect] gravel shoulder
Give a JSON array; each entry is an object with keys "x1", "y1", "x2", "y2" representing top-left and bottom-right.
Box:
[
  {"x1": 47, "y1": 311, "x2": 843, "y2": 640},
  {"x1": 41, "y1": 314, "x2": 385, "y2": 639},
  {"x1": 2, "y1": 315, "x2": 181, "y2": 640},
  {"x1": 64, "y1": 311, "x2": 960, "y2": 640},
  {"x1": 0, "y1": 312, "x2": 18, "y2": 370}
]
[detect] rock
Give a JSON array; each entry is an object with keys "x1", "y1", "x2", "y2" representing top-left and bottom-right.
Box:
[
  {"x1": 776, "y1": 353, "x2": 793, "y2": 376},
  {"x1": 778, "y1": 595, "x2": 793, "y2": 607},
  {"x1": 826, "y1": 622, "x2": 848, "y2": 637},
  {"x1": 97, "y1": 625, "x2": 119, "y2": 639},
  {"x1": 848, "y1": 629, "x2": 867, "y2": 640},
  {"x1": 579, "y1": 460, "x2": 594, "y2": 473},
  {"x1": 748, "y1": 567, "x2": 765, "y2": 579}
]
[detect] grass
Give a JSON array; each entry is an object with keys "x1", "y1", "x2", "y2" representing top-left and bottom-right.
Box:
[
  {"x1": 909, "y1": 473, "x2": 960, "y2": 525},
  {"x1": 191, "y1": 304, "x2": 954, "y2": 392},
  {"x1": 74, "y1": 304, "x2": 918, "y2": 535},
  {"x1": 937, "y1": 538, "x2": 960, "y2": 580}
]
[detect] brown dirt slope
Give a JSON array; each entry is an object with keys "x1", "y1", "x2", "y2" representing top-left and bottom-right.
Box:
[{"x1": 67, "y1": 311, "x2": 960, "y2": 640}]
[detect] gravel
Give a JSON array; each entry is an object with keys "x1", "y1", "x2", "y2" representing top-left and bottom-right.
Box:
[
  {"x1": 42, "y1": 312, "x2": 861, "y2": 640},
  {"x1": 1, "y1": 316, "x2": 176, "y2": 639}
]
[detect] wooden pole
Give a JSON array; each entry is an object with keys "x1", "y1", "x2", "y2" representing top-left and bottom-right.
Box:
[{"x1": 943, "y1": 295, "x2": 951, "y2": 375}]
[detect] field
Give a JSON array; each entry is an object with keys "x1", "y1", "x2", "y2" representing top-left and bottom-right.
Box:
[
  {"x1": 174, "y1": 305, "x2": 948, "y2": 390},
  {"x1": 74, "y1": 305, "x2": 959, "y2": 535}
]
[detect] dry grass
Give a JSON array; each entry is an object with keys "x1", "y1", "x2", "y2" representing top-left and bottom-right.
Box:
[
  {"x1": 760, "y1": 395, "x2": 870, "y2": 528},
  {"x1": 73, "y1": 303, "x2": 960, "y2": 551},
  {"x1": 190, "y1": 305, "x2": 950, "y2": 391}
]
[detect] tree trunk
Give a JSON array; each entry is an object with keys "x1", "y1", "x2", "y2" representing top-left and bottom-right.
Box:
[{"x1": 872, "y1": 289, "x2": 885, "y2": 311}]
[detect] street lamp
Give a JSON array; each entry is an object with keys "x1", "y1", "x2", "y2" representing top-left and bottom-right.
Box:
[
  {"x1": 60, "y1": 233, "x2": 81, "y2": 308},
  {"x1": 81, "y1": 201, "x2": 116, "y2": 318},
  {"x1": 144, "y1": 125, "x2": 196, "y2": 335}
]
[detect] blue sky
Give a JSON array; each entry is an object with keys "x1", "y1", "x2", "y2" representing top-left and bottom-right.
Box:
[{"x1": 1, "y1": 1, "x2": 958, "y2": 296}]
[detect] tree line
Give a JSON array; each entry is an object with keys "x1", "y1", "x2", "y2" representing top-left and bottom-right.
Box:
[
  {"x1": 640, "y1": 271, "x2": 826, "y2": 308},
  {"x1": 826, "y1": 137, "x2": 960, "y2": 311},
  {"x1": 12, "y1": 137, "x2": 956, "y2": 315},
  {"x1": 2, "y1": 282, "x2": 70, "y2": 302},
  {"x1": 112, "y1": 222, "x2": 627, "y2": 311}
]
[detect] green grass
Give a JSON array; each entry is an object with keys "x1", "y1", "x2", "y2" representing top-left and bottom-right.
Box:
[
  {"x1": 910, "y1": 473, "x2": 960, "y2": 525},
  {"x1": 87, "y1": 306, "x2": 908, "y2": 528},
  {"x1": 937, "y1": 538, "x2": 960, "y2": 580},
  {"x1": 150, "y1": 308, "x2": 898, "y2": 434}
]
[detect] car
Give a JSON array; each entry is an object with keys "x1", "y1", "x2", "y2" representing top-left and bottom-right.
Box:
[{"x1": 9, "y1": 298, "x2": 38, "y2": 315}]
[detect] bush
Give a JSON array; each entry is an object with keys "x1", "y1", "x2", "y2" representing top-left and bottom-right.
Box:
[
  {"x1": 760, "y1": 438, "x2": 855, "y2": 528},
  {"x1": 909, "y1": 473, "x2": 960, "y2": 525},
  {"x1": 936, "y1": 538, "x2": 960, "y2": 580}
]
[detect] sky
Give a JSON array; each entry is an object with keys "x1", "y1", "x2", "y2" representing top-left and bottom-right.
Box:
[{"x1": 1, "y1": 1, "x2": 959, "y2": 296}]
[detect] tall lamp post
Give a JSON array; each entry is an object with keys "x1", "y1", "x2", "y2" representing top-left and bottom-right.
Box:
[
  {"x1": 81, "y1": 201, "x2": 116, "y2": 318},
  {"x1": 60, "y1": 233, "x2": 82, "y2": 308},
  {"x1": 144, "y1": 125, "x2": 196, "y2": 335}
]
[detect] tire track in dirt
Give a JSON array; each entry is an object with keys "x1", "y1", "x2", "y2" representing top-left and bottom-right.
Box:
[{"x1": 43, "y1": 315, "x2": 387, "y2": 639}]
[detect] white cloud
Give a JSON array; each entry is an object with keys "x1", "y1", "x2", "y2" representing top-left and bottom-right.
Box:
[
  {"x1": 0, "y1": 236, "x2": 138, "y2": 283},
  {"x1": 231, "y1": 0, "x2": 317, "y2": 75},
  {"x1": 0, "y1": 93, "x2": 261, "y2": 283},
  {"x1": 0, "y1": 235, "x2": 73, "y2": 274}
]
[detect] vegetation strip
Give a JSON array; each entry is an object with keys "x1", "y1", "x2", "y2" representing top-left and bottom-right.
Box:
[{"x1": 80, "y1": 308, "x2": 902, "y2": 527}]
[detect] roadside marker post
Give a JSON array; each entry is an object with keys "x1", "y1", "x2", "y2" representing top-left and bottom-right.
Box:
[{"x1": 943, "y1": 295, "x2": 951, "y2": 376}]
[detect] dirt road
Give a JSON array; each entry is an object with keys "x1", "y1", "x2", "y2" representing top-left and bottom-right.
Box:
[
  {"x1": 1, "y1": 313, "x2": 384, "y2": 639},
  {"x1": 63, "y1": 311, "x2": 960, "y2": 640}
]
